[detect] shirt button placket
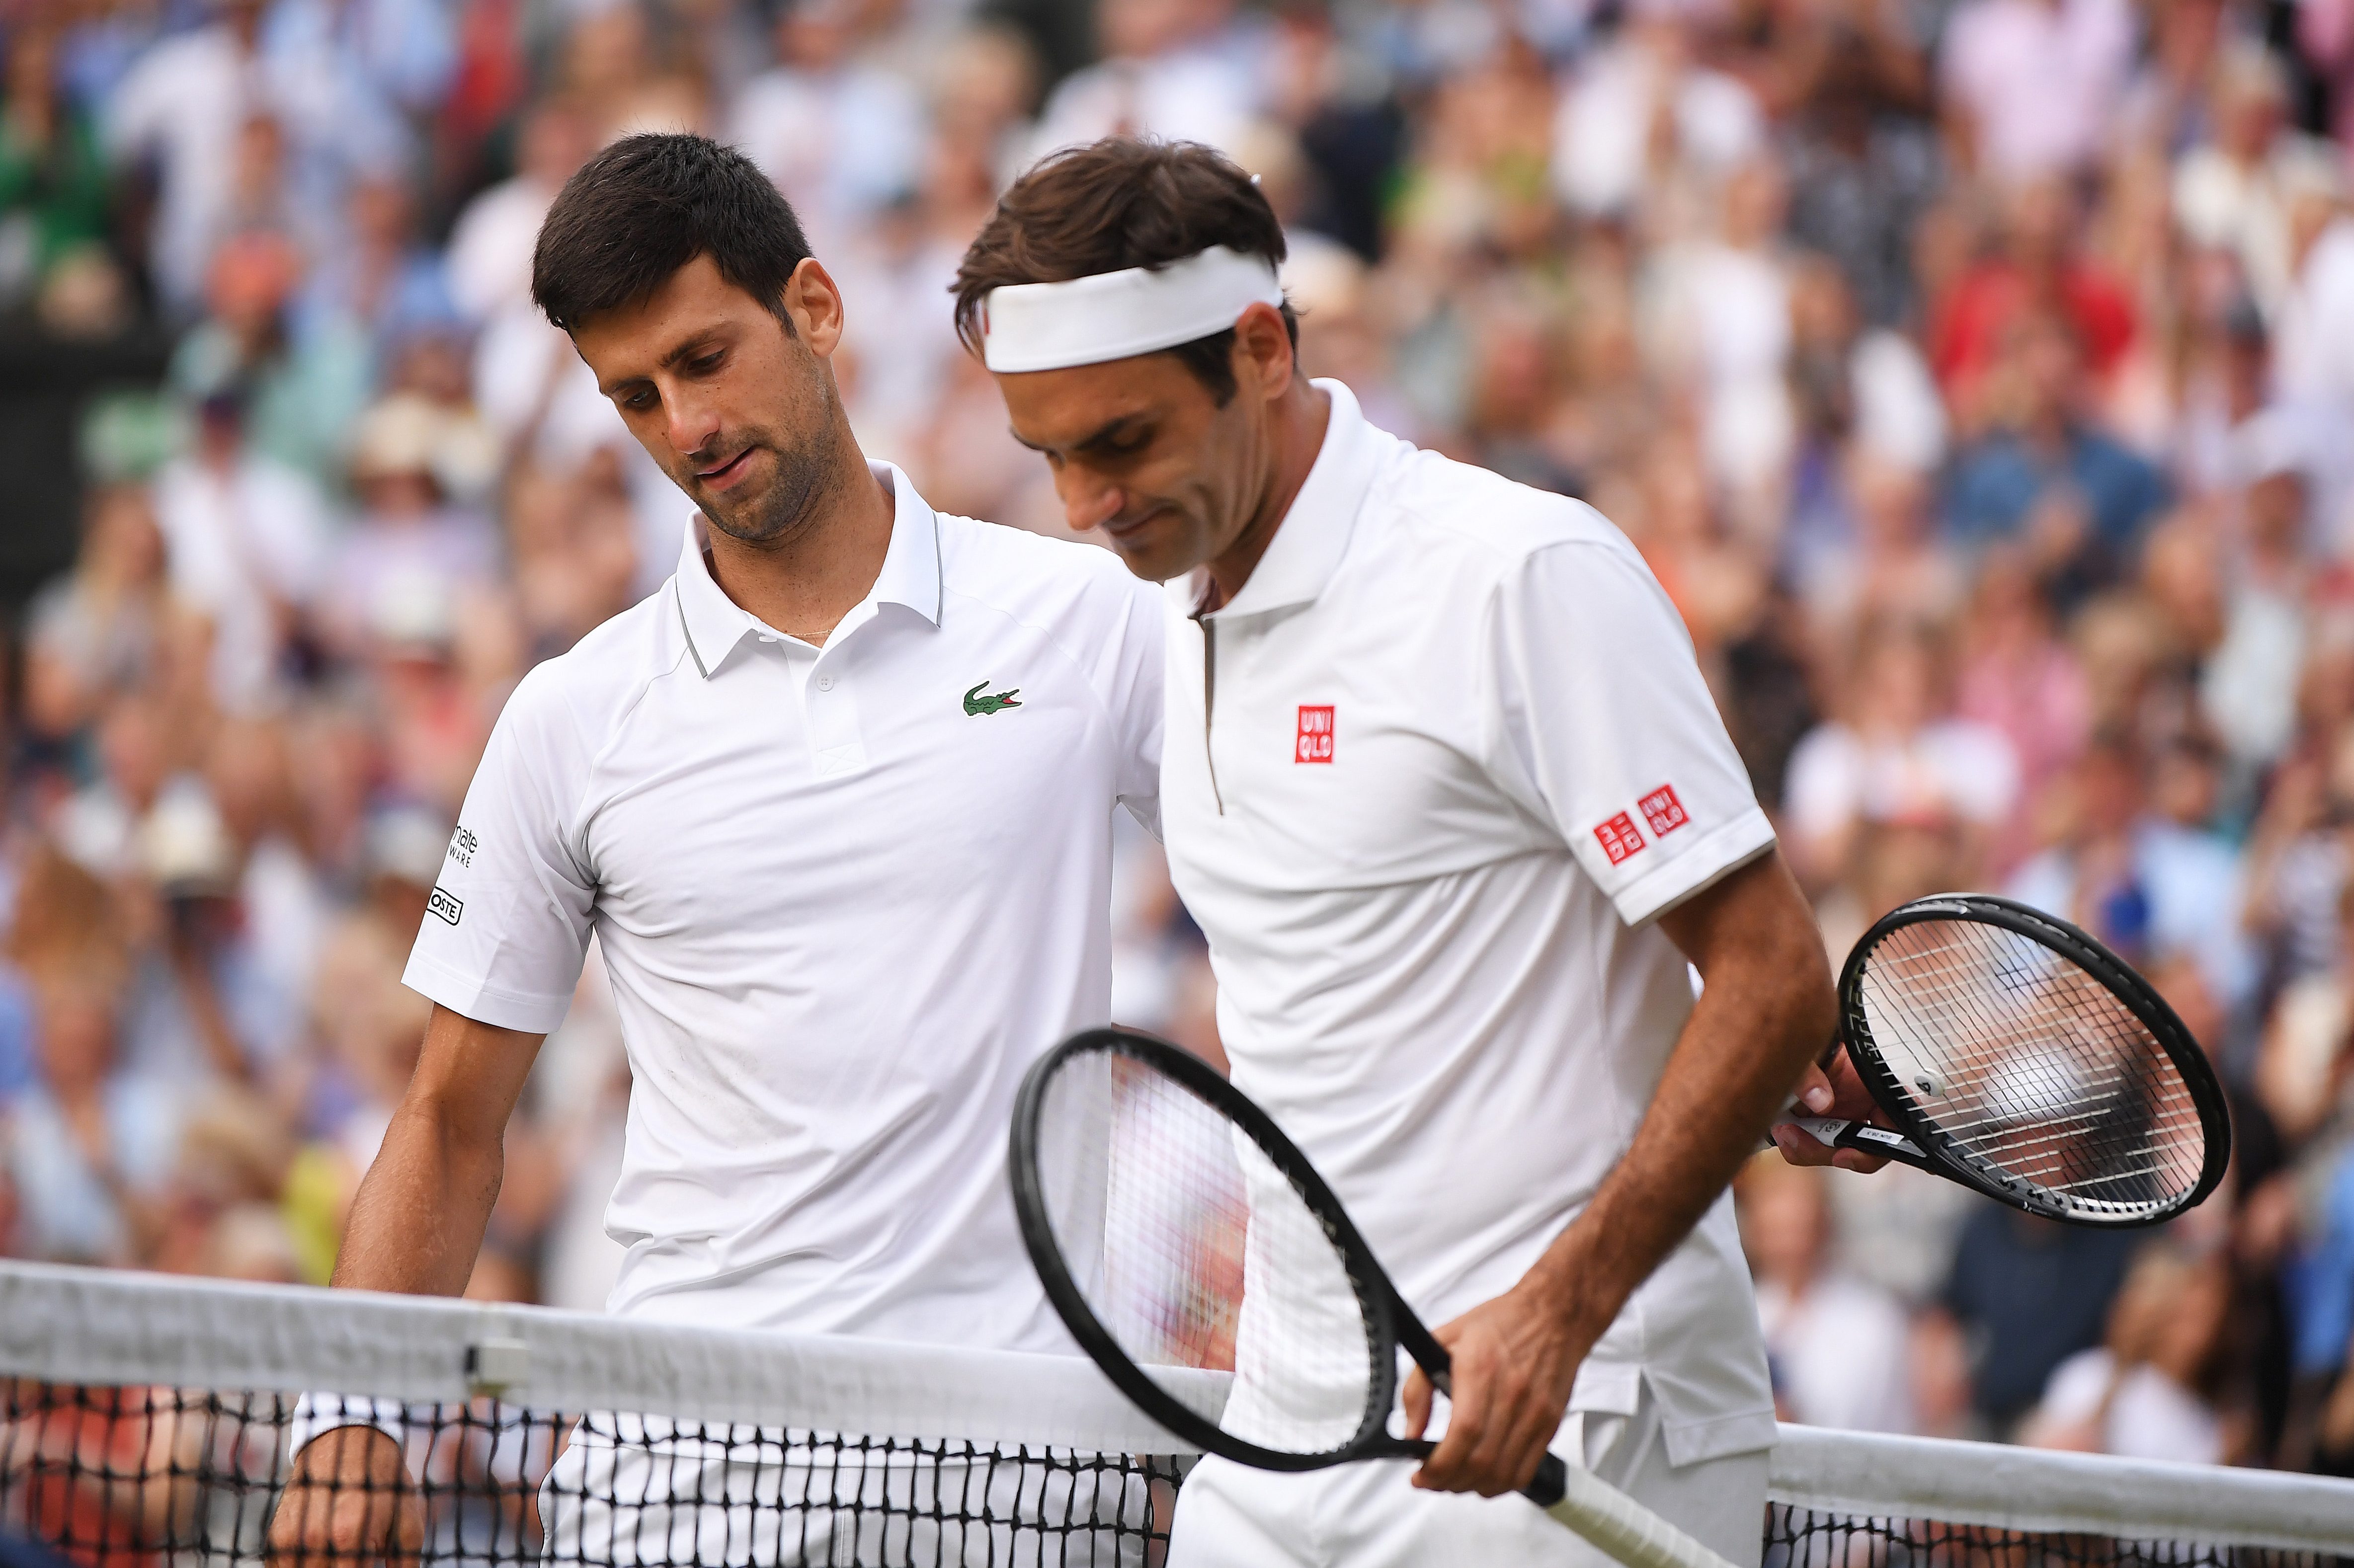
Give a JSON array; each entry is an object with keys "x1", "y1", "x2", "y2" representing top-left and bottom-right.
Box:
[{"x1": 807, "y1": 662, "x2": 863, "y2": 773}]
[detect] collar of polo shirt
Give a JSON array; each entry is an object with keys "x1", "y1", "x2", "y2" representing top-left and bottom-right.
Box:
[
  {"x1": 1177, "y1": 380, "x2": 1385, "y2": 622},
  {"x1": 673, "y1": 461, "x2": 945, "y2": 676}
]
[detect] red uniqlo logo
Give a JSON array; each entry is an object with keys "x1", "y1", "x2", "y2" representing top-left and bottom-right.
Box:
[
  {"x1": 1594, "y1": 811, "x2": 1646, "y2": 864},
  {"x1": 1639, "y1": 784, "x2": 1689, "y2": 838},
  {"x1": 1296, "y1": 706, "x2": 1335, "y2": 764}
]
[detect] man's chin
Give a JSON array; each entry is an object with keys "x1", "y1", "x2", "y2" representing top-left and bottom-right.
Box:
[{"x1": 1102, "y1": 523, "x2": 1205, "y2": 584}]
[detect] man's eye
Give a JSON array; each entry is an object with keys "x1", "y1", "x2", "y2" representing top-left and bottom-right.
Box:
[{"x1": 691, "y1": 353, "x2": 724, "y2": 374}]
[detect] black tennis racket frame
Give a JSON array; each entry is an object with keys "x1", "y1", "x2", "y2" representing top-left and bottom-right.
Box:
[
  {"x1": 1009, "y1": 1026, "x2": 1556, "y2": 1497},
  {"x1": 1839, "y1": 892, "x2": 2232, "y2": 1228}
]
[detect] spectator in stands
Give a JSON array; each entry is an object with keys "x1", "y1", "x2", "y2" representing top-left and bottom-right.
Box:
[
  {"x1": 2175, "y1": 44, "x2": 2347, "y2": 319},
  {"x1": 2023, "y1": 1243, "x2": 2235, "y2": 1462},
  {"x1": 1030, "y1": 0, "x2": 1262, "y2": 157},
  {"x1": 166, "y1": 231, "x2": 371, "y2": 489},
  {"x1": 0, "y1": 18, "x2": 118, "y2": 326},
  {"x1": 729, "y1": 0, "x2": 927, "y2": 255},
  {"x1": 20, "y1": 486, "x2": 174, "y2": 746},
  {"x1": 444, "y1": 99, "x2": 598, "y2": 325},
  {"x1": 1942, "y1": 311, "x2": 2170, "y2": 602},
  {"x1": 4, "y1": 949, "x2": 179, "y2": 1265},
  {"x1": 294, "y1": 173, "x2": 459, "y2": 363},
  {"x1": 1937, "y1": 0, "x2": 2133, "y2": 183},
  {"x1": 147, "y1": 371, "x2": 328, "y2": 714},
  {"x1": 2259, "y1": 879, "x2": 2354, "y2": 1144},
  {"x1": 2009, "y1": 732, "x2": 2252, "y2": 995},
  {"x1": 1940, "y1": 1203, "x2": 2141, "y2": 1436},
  {"x1": 1783, "y1": 615, "x2": 2021, "y2": 888},
  {"x1": 101, "y1": 0, "x2": 271, "y2": 313},
  {"x1": 1929, "y1": 180, "x2": 2137, "y2": 432},
  {"x1": 320, "y1": 393, "x2": 499, "y2": 660},
  {"x1": 1740, "y1": 1159, "x2": 1916, "y2": 1432},
  {"x1": 1952, "y1": 547, "x2": 2092, "y2": 862},
  {"x1": 1551, "y1": 0, "x2": 1764, "y2": 223}
]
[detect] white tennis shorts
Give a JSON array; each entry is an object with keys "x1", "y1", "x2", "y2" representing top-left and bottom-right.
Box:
[{"x1": 1166, "y1": 1381, "x2": 1768, "y2": 1568}]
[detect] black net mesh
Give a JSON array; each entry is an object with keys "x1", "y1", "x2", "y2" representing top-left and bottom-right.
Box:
[
  {"x1": 1765, "y1": 1501, "x2": 2351, "y2": 1568},
  {"x1": 0, "y1": 1384, "x2": 1188, "y2": 1568}
]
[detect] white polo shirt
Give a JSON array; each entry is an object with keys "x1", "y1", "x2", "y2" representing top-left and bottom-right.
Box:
[
  {"x1": 1161, "y1": 383, "x2": 1780, "y2": 1465},
  {"x1": 406, "y1": 464, "x2": 1162, "y2": 1349}
]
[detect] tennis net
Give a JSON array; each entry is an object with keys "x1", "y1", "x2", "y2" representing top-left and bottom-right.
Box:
[{"x1": 7, "y1": 1262, "x2": 2354, "y2": 1568}]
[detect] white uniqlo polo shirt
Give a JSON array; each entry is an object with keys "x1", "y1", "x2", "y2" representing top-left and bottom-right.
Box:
[
  {"x1": 1161, "y1": 383, "x2": 1780, "y2": 1465},
  {"x1": 406, "y1": 463, "x2": 1161, "y2": 1349}
]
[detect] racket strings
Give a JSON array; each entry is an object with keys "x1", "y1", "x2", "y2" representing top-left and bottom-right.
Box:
[
  {"x1": 1031, "y1": 1050, "x2": 1383, "y2": 1458},
  {"x1": 1856, "y1": 921, "x2": 2206, "y2": 1214}
]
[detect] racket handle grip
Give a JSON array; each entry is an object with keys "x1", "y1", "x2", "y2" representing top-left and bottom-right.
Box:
[
  {"x1": 1777, "y1": 1116, "x2": 1931, "y2": 1168},
  {"x1": 1524, "y1": 1454, "x2": 1740, "y2": 1568}
]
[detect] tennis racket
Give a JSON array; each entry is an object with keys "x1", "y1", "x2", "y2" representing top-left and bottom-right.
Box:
[
  {"x1": 1779, "y1": 892, "x2": 2231, "y2": 1226},
  {"x1": 1008, "y1": 1027, "x2": 1738, "y2": 1568}
]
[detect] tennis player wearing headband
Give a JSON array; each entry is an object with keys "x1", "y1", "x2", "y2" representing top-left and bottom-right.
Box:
[
  {"x1": 956, "y1": 139, "x2": 1873, "y2": 1567},
  {"x1": 269, "y1": 134, "x2": 1163, "y2": 1566}
]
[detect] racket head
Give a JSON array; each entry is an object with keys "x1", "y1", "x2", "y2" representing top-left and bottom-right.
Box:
[
  {"x1": 1008, "y1": 1027, "x2": 1412, "y2": 1472},
  {"x1": 1840, "y1": 893, "x2": 2231, "y2": 1227}
]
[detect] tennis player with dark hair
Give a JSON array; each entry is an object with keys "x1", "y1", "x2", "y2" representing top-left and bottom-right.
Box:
[
  {"x1": 956, "y1": 137, "x2": 1874, "y2": 1566},
  {"x1": 267, "y1": 133, "x2": 1163, "y2": 1566}
]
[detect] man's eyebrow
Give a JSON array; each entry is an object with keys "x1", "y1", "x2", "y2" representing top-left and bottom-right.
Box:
[
  {"x1": 597, "y1": 331, "x2": 736, "y2": 397},
  {"x1": 1014, "y1": 413, "x2": 1149, "y2": 456},
  {"x1": 659, "y1": 331, "x2": 731, "y2": 370}
]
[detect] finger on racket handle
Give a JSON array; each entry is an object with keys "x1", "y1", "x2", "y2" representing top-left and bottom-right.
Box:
[
  {"x1": 1525, "y1": 1455, "x2": 1740, "y2": 1568},
  {"x1": 1417, "y1": 1361, "x2": 1736, "y2": 1568}
]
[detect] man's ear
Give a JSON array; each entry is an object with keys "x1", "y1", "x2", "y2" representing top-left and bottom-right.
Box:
[
  {"x1": 1232, "y1": 300, "x2": 1298, "y2": 400},
  {"x1": 781, "y1": 257, "x2": 847, "y2": 357}
]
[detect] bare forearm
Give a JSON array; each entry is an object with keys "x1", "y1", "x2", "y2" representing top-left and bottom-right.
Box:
[
  {"x1": 328, "y1": 1100, "x2": 505, "y2": 1296},
  {"x1": 326, "y1": 1005, "x2": 546, "y2": 1297},
  {"x1": 1528, "y1": 855, "x2": 1834, "y2": 1335}
]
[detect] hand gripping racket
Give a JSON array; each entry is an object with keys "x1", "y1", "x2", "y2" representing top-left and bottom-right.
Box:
[
  {"x1": 1009, "y1": 1028, "x2": 1738, "y2": 1568},
  {"x1": 1783, "y1": 893, "x2": 2231, "y2": 1226}
]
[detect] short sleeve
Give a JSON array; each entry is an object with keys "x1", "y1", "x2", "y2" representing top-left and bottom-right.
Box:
[
  {"x1": 1106, "y1": 573, "x2": 1165, "y2": 840},
  {"x1": 403, "y1": 667, "x2": 596, "y2": 1032},
  {"x1": 1485, "y1": 537, "x2": 1776, "y2": 926}
]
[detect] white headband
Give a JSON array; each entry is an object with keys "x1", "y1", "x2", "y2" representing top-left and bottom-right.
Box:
[{"x1": 978, "y1": 246, "x2": 1285, "y2": 373}]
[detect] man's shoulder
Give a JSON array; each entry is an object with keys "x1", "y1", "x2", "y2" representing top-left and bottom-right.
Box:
[
  {"x1": 935, "y1": 512, "x2": 1158, "y2": 627},
  {"x1": 1377, "y1": 450, "x2": 1639, "y2": 581},
  {"x1": 497, "y1": 586, "x2": 688, "y2": 742}
]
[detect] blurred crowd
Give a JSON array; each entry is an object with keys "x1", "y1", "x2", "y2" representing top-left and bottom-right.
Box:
[{"x1": 0, "y1": 0, "x2": 2350, "y2": 1480}]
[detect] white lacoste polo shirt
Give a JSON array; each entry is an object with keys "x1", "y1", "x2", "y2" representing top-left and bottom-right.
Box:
[
  {"x1": 1161, "y1": 383, "x2": 1780, "y2": 1465},
  {"x1": 405, "y1": 463, "x2": 1162, "y2": 1349}
]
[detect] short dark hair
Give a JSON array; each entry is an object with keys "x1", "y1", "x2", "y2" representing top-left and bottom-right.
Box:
[
  {"x1": 532, "y1": 133, "x2": 812, "y2": 334},
  {"x1": 952, "y1": 139, "x2": 1296, "y2": 405}
]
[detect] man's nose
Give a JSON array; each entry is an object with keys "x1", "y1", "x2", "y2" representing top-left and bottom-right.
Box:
[
  {"x1": 1056, "y1": 466, "x2": 1125, "y2": 534},
  {"x1": 664, "y1": 388, "x2": 721, "y2": 462}
]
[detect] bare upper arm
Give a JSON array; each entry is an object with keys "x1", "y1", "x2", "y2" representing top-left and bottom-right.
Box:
[
  {"x1": 402, "y1": 1003, "x2": 548, "y2": 1150},
  {"x1": 1655, "y1": 849, "x2": 1829, "y2": 993}
]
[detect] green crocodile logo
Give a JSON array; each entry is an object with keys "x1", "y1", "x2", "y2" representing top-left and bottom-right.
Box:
[{"x1": 963, "y1": 681, "x2": 1023, "y2": 716}]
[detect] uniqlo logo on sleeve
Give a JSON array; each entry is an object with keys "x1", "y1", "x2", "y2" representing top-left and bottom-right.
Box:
[
  {"x1": 1594, "y1": 811, "x2": 1646, "y2": 865},
  {"x1": 1296, "y1": 706, "x2": 1335, "y2": 764},
  {"x1": 1639, "y1": 784, "x2": 1689, "y2": 839}
]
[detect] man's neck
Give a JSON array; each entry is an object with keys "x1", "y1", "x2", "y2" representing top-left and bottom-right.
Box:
[
  {"x1": 1205, "y1": 378, "x2": 1332, "y2": 607},
  {"x1": 704, "y1": 445, "x2": 895, "y2": 646}
]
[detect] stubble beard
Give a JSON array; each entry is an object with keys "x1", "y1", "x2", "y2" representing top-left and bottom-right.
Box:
[
  {"x1": 690, "y1": 367, "x2": 842, "y2": 552},
  {"x1": 693, "y1": 429, "x2": 834, "y2": 552}
]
